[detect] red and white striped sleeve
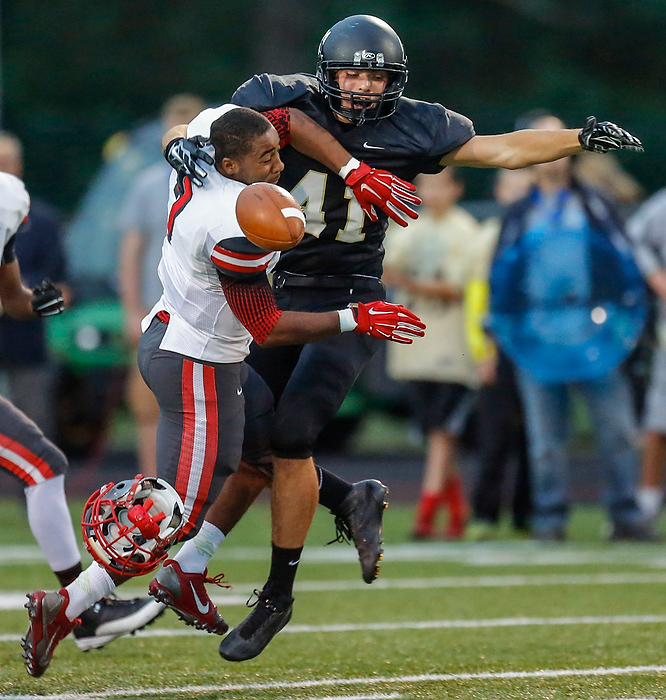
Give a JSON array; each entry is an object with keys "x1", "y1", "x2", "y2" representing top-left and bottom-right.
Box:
[{"x1": 210, "y1": 236, "x2": 279, "y2": 280}]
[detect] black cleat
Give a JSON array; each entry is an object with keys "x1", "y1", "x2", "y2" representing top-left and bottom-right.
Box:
[
  {"x1": 218, "y1": 588, "x2": 293, "y2": 662},
  {"x1": 73, "y1": 595, "x2": 166, "y2": 651},
  {"x1": 331, "y1": 479, "x2": 389, "y2": 584}
]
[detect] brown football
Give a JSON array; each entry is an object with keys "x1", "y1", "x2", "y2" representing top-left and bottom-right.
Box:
[{"x1": 235, "y1": 182, "x2": 305, "y2": 251}]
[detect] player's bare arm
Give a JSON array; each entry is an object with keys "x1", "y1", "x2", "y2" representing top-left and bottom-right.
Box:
[
  {"x1": 441, "y1": 116, "x2": 643, "y2": 170},
  {"x1": 0, "y1": 259, "x2": 35, "y2": 318}
]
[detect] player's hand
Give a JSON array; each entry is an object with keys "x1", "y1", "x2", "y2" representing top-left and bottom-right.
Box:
[
  {"x1": 31, "y1": 279, "x2": 65, "y2": 317},
  {"x1": 351, "y1": 300, "x2": 426, "y2": 344},
  {"x1": 578, "y1": 116, "x2": 644, "y2": 154},
  {"x1": 343, "y1": 160, "x2": 421, "y2": 227},
  {"x1": 164, "y1": 136, "x2": 214, "y2": 188}
]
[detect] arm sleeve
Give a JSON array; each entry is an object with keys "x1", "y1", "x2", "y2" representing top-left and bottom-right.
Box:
[
  {"x1": 218, "y1": 273, "x2": 282, "y2": 344},
  {"x1": 209, "y1": 233, "x2": 280, "y2": 281},
  {"x1": 262, "y1": 108, "x2": 291, "y2": 148}
]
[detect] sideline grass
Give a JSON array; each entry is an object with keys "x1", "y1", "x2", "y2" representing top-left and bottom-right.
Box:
[{"x1": 2, "y1": 498, "x2": 666, "y2": 699}]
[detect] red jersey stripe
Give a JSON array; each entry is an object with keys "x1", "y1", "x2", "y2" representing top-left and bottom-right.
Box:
[{"x1": 211, "y1": 257, "x2": 271, "y2": 275}]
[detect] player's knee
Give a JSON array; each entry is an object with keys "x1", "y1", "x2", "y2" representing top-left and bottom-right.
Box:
[{"x1": 269, "y1": 420, "x2": 316, "y2": 460}]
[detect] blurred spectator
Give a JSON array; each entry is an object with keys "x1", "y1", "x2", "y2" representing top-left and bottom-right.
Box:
[
  {"x1": 118, "y1": 94, "x2": 205, "y2": 477},
  {"x1": 383, "y1": 169, "x2": 489, "y2": 539},
  {"x1": 575, "y1": 151, "x2": 644, "y2": 208},
  {"x1": 0, "y1": 131, "x2": 69, "y2": 438},
  {"x1": 465, "y1": 168, "x2": 534, "y2": 541},
  {"x1": 489, "y1": 112, "x2": 651, "y2": 542},
  {"x1": 626, "y1": 186, "x2": 666, "y2": 526}
]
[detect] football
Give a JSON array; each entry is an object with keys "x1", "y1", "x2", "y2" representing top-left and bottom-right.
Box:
[{"x1": 235, "y1": 182, "x2": 306, "y2": 251}]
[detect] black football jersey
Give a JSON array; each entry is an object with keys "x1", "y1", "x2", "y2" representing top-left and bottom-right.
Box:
[{"x1": 231, "y1": 73, "x2": 475, "y2": 278}]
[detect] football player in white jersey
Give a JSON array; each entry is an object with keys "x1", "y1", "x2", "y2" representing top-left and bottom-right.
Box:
[
  {"x1": 0, "y1": 173, "x2": 164, "y2": 677},
  {"x1": 21, "y1": 107, "x2": 425, "y2": 676}
]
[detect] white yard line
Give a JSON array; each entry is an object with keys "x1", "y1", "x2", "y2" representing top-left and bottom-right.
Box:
[
  {"x1": 1, "y1": 664, "x2": 665, "y2": 699},
  {"x1": 3, "y1": 541, "x2": 666, "y2": 568},
  {"x1": 5, "y1": 571, "x2": 666, "y2": 610},
  {"x1": 3, "y1": 612, "x2": 666, "y2": 644}
]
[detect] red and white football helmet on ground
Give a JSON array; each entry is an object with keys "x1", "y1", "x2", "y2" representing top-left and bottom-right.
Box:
[{"x1": 82, "y1": 475, "x2": 184, "y2": 577}]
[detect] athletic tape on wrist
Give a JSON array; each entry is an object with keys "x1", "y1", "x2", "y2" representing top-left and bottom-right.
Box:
[
  {"x1": 339, "y1": 157, "x2": 361, "y2": 180},
  {"x1": 337, "y1": 307, "x2": 358, "y2": 332}
]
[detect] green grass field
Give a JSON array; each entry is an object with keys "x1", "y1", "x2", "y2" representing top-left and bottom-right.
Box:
[{"x1": 2, "y1": 497, "x2": 666, "y2": 699}]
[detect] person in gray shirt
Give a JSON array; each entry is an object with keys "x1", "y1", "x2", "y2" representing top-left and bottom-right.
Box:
[
  {"x1": 628, "y1": 187, "x2": 666, "y2": 525},
  {"x1": 118, "y1": 94, "x2": 205, "y2": 477}
]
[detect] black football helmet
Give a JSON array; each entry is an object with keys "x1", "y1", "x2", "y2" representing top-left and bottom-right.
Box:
[{"x1": 316, "y1": 15, "x2": 408, "y2": 124}]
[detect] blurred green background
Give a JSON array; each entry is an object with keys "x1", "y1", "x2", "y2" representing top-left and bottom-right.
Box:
[{"x1": 2, "y1": 0, "x2": 663, "y2": 214}]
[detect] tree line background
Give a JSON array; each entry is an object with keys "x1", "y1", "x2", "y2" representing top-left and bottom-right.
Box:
[{"x1": 2, "y1": 0, "x2": 665, "y2": 214}]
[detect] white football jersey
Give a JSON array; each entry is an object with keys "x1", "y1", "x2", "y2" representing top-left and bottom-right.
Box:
[
  {"x1": 142, "y1": 159, "x2": 279, "y2": 363},
  {"x1": 0, "y1": 172, "x2": 30, "y2": 250}
]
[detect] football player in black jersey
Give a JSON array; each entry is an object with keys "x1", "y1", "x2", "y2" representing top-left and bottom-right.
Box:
[{"x1": 166, "y1": 14, "x2": 643, "y2": 661}]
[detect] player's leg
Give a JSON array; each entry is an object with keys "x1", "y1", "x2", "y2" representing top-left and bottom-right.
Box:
[
  {"x1": 6, "y1": 396, "x2": 162, "y2": 676},
  {"x1": 140, "y1": 319, "x2": 246, "y2": 633},
  {"x1": 253, "y1": 320, "x2": 388, "y2": 570},
  {"x1": 0, "y1": 394, "x2": 82, "y2": 586},
  {"x1": 219, "y1": 331, "x2": 384, "y2": 662}
]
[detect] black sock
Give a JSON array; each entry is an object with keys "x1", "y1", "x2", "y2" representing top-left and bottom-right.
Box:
[
  {"x1": 266, "y1": 543, "x2": 303, "y2": 598},
  {"x1": 316, "y1": 465, "x2": 353, "y2": 512},
  {"x1": 55, "y1": 562, "x2": 83, "y2": 588}
]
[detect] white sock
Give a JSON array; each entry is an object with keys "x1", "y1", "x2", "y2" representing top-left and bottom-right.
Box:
[
  {"x1": 64, "y1": 562, "x2": 116, "y2": 621},
  {"x1": 173, "y1": 520, "x2": 225, "y2": 574},
  {"x1": 25, "y1": 475, "x2": 80, "y2": 573},
  {"x1": 637, "y1": 486, "x2": 663, "y2": 520}
]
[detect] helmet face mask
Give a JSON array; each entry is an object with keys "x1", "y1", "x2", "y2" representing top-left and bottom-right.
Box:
[
  {"x1": 317, "y1": 15, "x2": 408, "y2": 124},
  {"x1": 82, "y1": 475, "x2": 184, "y2": 577}
]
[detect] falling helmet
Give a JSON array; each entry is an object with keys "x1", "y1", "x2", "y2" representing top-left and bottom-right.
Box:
[
  {"x1": 316, "y1": 14, "x2": 408, "y2": 123},
  {"x1": 82, "y1": 474, "x2": 184, "y2": 577}
]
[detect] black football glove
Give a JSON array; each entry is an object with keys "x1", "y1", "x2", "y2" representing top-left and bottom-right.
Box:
[
  {"x1": 164, "y1": 136, "x2": 214, "y2": 188},
  {"x1": 578, "y1": 116, "x2": 644, "y2": 154},
  {"x1": 31, "y1": 279, "x2": 65, "y2": 317}
]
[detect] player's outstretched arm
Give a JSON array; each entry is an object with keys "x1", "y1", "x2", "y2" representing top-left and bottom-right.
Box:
[{"x1": 441, "y1": 116, "x2": 643, "y2": 170}]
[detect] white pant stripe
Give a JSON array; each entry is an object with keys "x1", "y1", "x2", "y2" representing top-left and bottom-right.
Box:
[{"x1": 182, "y1": 362, "x2": 210, "y2": 523}]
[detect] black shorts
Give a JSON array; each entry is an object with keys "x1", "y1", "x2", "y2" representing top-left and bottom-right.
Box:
[
  {"x1": 408, "y1": 381, "x2": 476, "y2": 436},
  {"x1": 247, "y1": 273, "x2": 385, "y2": 459}
]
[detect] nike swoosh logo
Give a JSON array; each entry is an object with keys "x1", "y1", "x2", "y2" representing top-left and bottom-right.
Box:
[
  {"x1": 363, "y1": 142, "x2": 385, "y2": 150},
  {"x1": 288, "y1": 559, "x2": 300, "y2": 566},
  {"x1": 367, "y1": 308, "x2": 389, "y2": 315},
  {"x1": 190, "y1": 582, "x2": 210, "y2": 614},
  {"x1": 237, "y1": 388, "x2": 243, "y2": 395}
]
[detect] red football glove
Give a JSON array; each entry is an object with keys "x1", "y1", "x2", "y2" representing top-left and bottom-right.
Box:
[
  {"x1": 352, "y1": 300, "x2": 426, "y2": 344},
  {"x1": 342, "y1": 159, "x2": 421, "y2": 227}
]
